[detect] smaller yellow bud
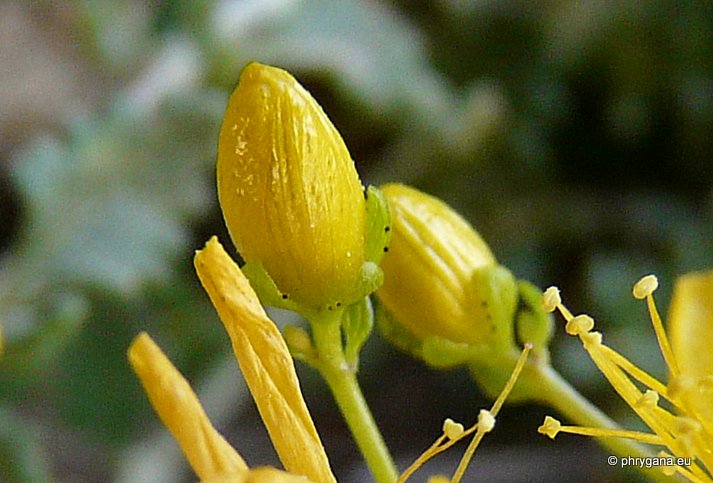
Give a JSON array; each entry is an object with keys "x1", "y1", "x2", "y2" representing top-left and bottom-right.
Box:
[
  {"x1": 376, "y1": 183, "x2": 499, "y2": 346},
  {"x1": 217, "y1": 63, "x2": 366, "y2": 309}
]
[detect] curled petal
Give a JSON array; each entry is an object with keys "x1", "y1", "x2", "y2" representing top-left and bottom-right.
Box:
[
  {"x1": 128, "y1": 332, "x2": 247, "y2": 480},
  {"x1": 194, "y1": 237, "x2": 336, "y2": 483}
]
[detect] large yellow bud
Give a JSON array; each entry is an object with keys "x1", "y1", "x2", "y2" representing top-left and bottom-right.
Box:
[{"x1": 217, "y1": 63, "x2": 366, "y2": 310}]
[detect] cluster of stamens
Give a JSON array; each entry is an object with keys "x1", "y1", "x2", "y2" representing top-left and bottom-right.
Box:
[
  {"x1": 398, "y1": 344, "x2": 532, "y2": 483},
  {"x1": 539, "y1": 276, "x2": 713, "y2": 482}
]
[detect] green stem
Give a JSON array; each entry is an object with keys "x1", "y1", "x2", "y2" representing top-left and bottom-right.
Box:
[
  {"x1": 530, "y1": 362, "x2": 669, "y2": 482},
  {"x1": 311, "y1": 310, "x2": 398, "y2": 483}
]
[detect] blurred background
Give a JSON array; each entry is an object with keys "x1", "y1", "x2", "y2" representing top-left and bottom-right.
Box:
[{"x1": 1, "y1": 1, "x2": 712, "y2": 481}]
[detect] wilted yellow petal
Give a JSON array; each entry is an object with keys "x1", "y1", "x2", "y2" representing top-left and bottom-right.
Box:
[
  {"x1": 217, "y1": 62, "x2": 365, "y2": 309},
  {"x1": 128, "y1": 332, "x2": 247, "y2": 480},
  {"x1": 668, "y1": 270, "x2": 713, "y2": 426},
  {"x1": 202, "y1": 466, "x2": 313, "y2": 483},
  {"x1": 377, "y1": 183, "x2": 497, "y2": 344},
  {"x1": 194, "y1": 237, "x2": 336, "y2": 483}
]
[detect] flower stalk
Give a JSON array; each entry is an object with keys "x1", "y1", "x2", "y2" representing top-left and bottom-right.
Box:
[{"x1": 309, "y1": 309, "x2": 399, "y2": 483}]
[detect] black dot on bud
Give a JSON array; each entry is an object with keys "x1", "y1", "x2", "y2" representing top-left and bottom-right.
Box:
[
  {"x1": 281, "y1": 294, "x2": 288, "y2": 300},
  {"x1": 336, "y1": 302, "x2": 342, "y2": 307},
  {"x1": 383, "y1": 247, "x2": 389, "y2": 253},
  {"x1": 384, "y1": 226, "x2": 391, "y2": 233}
]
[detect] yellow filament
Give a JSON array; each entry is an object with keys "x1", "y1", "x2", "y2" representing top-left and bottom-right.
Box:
[{"x1": 397, "y1": 344, "x2": 532, "y2": 482}]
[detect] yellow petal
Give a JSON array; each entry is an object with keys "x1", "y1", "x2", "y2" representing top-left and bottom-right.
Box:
[
  {"x1": 668, "y1": 270, "x2": 713, "y2": 426},
  {"x1": 377, "y1": 183, "x2": 497, "y2": 344},
  {"x1": 217, "y1": 62, "x2": 365, "y2": 309},
  {"x1": 128, "y1": 332, "x2": 247, "y2": 480},
  {"x1": 194, "y1": 237, "x2": 336, "y2": 483}
]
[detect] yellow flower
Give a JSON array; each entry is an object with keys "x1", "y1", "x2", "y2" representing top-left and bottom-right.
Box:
[
  {"x1": 217, "y1": 62, "x2": 366, "y2": 310},
  {"x1": 129, "y1": 237, "x2": 336, "y2": 482},
  {"x1": 539, "y1": 272, "x2": 713, "y2": 482}
]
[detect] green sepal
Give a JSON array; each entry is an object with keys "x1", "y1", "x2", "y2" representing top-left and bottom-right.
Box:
[
  {"x1": 364, "y1": 185, "x2": 391, "y2": 264},
  {"x1": 514, "y1": 279, "x2": 553, "y2": 359},
  {"x1": 338, "y1": 260, "x2": 384, "y2": 310},
  {"x1": 375, "y1": 304, "x2": 476, "y2": 369},
  {"x1": 466, "y1": 264, "x2": 518, "y2": 352},
  {"x1": 374, "y1": 303, "x2": 424, "y2": 359},
  {"x1": 421, "y1": 336, "x2": 477, "y2": 369},
  {"x1": 241, "y1": 260, "x2": 301, "y2": 313},
  {"x1": 342, "y1": 297, "x2": 374, "y2": 370}
]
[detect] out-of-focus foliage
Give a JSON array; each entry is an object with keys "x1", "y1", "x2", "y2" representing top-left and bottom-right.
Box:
[{"x1": 0, "y1": 0, "x2": 711, "y2": 481}]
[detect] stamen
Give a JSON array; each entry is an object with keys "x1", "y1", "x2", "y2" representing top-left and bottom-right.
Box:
[
  {"x1": 540, "y1": 418, "x2": 663, "y2": 445},
  {"x1": 490, "y1": 343, "x2": 532, "y2": 415},
  {"x1": 600, "y1": 345, "x2": 669, "y2": 399},
  {"x1": 478, "y1": 410, "x2": 496, "y2": 433},
  {"x1": 543, "y1": 286, "x2": 561, "y2": 313},
  {"x1": 633, "y1": 275, "x2": 659, "y2": 299},
  {"x1": 443, "y1": 418, "x2": 465, "y2": 440},
  {"x1": 538, "y1": 416, "x2": 561, "y2": 439},
  {"x1": 451, "y1": 345, "x2": 531, "y2": 483},
  {"x1": 565, "y1": 315, "x2": 594, "y2": 336},
  {"x1": 638, "y1": 281, "x2": 681, "y2": 378},
  {"x1": 399, "y1": 345, "x2": 533, "y2": 483},
  {"x1": 635, "y1": 390, "x2": 660, "y2": 409},
  {"x1": 580, "y1": 331, "x2": 602, "y2": 347}
]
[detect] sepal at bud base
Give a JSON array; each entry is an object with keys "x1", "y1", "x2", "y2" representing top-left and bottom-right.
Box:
[
  {"x1": 240, "y1": 261, "x2": 300, "y2": 313},
  {"x1": 342, "y1": 297, "x2": 374, "y2": 370},
  {"x1": 514, "y1": 280, "x2": 553, "y2": 361},
  {"x1": 375, "y1": 300, "x2": 476, "y2": 369},
  {"x1": 364, "y1": 185, "x2": 391, "y2": 265}
]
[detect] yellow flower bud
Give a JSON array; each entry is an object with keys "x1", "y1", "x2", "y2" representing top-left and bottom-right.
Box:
[
  {"x1": 217, "y1": 63, "x2": 366, "y2": 309},
  {"x1": 376, "y1": 183, "x2": 502, "y2": 346}
]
